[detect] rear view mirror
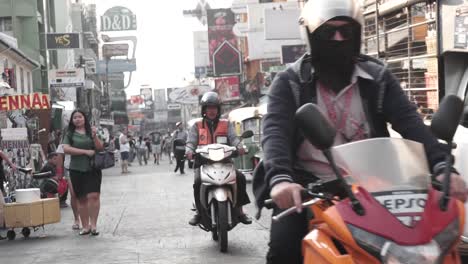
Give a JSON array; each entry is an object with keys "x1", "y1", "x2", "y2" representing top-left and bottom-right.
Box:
[
  {"x1": 241, "y1": 130, "x2": 254, "y2": 139},
  {"x1": 431, "y1": 95, "x2": 464, "y2": 143},
  {"x1": 295, "y1": 103, "x2": 336, "y2": 150},
  {"x1": 462, "y1": 107, "x2": 468, "y2": 128}
]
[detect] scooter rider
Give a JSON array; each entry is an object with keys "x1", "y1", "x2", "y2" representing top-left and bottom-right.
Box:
[
  {"x1": 255, "y1": 0, "x2": 468, "y2": 263},
  {"x1": 186, "y1": 91, "x2": 252, "y2": 226}
]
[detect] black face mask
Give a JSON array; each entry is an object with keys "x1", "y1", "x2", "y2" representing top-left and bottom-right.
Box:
[
  {"x1": 311, "y1": 39, "x2": 356, "y2": 93},
  {"x1": 309, "y1": 23, "x2": 360, "y2": 93}
]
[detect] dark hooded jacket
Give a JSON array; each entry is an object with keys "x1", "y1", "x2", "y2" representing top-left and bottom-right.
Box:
[{"x1": 253, "y1": 54, "x2": 451, "y2": 211}]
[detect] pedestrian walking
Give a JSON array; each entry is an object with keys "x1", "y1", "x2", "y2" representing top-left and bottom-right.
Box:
[
  {"x1": 150, "y1": 132, "x2": 161, "y2": 165},
  {"x1": 57, "y1": 143, "x2": 80, "y2": 230},
  {"x1": 172, "y1": 122, "x2": 187, "y2": 174},
  {"x1": 63, "y1": 109, "x2": 104, "y2": 236},
  {"x1": 162, "y1": 132, "x2": 173, "y2": 164},
  {"x1": 136, "y1": 136, "x2": 148, "y2": 166},
  {"x1": 119, "y1": 129, "x2": 130, "y2": 174},
  {"x1": 128, "y1": 135, "x2": 136, "y2": 165},
  {"x1": 145, "y1": 137, "x2": 152, "y2": 162}
]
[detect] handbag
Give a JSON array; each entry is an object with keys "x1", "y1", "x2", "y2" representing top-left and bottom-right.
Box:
[{"x1": 92, "y1": 150, "x2": 115, "y2": 170}]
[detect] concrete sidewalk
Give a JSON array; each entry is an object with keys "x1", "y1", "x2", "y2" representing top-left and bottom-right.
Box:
[{"x1": 0, "y1": 161, "x2": 271, "y2": 264}]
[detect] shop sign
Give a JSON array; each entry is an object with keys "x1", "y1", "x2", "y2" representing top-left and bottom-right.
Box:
[
  {"x1": 0, "y1": 93, "x2": 50, "y2": 111},
  {"x1": 1, "y1": 127, "x2": 29, "y2": 149},
  {"x1": 49, "y1": 69, "x2": 85, "y2": 88},
  {"x1": 101, "y1": 6, "x2": 137, "y2": 31},
  {"x1": 103, "y1": 43, "x2": 129, "y2": 57},
  {"x1": 46, "y1": 33, "x2": 80, "y2": 49}
]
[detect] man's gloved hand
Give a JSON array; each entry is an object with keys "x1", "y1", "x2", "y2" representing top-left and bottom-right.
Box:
[
  {"x1": 186, "y1": 151, "x2": 193, "y2": 160},
  {"x1": 436, "y1": 173, "x2": 468, "y2": 202},
  {"x1": 270, "y1": 182, "x2": 305, "y2": 213}
]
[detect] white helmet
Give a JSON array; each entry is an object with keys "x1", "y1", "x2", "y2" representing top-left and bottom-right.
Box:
[{"x1": 299, "y1": 0, "x2": 364, "y2": 55}]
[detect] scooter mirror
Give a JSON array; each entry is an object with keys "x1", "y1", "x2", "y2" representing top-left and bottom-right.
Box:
[
  {"x1": 431, "y1": 95, "x2": 464, "y2": 143},
  {"x1": 241, "y1": 130, "x2": 254, "y2": 138},
  {"x1": 295, "y1": 103, "x2": 336, "y2": 150}
]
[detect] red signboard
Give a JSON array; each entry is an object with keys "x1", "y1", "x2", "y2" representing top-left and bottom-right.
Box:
[
  {"x1": 207, "y1": 8, "x2": 237, "y2": 73},
  {"x1": 0, "y1": 93, "x2": 50, "y2": 111}
]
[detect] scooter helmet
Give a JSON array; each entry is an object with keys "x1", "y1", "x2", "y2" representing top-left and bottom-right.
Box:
[
  {"x1": 299, "y1": 0, "x2": 363, "y2": 55},
  {"x1": 200, "y1": 92, "x2": 221, "y2": 118}
]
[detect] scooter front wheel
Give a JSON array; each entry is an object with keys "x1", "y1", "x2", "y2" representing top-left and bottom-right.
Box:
[{"x1": 217, "y1": 201, "x2": 229, "y2": 253}]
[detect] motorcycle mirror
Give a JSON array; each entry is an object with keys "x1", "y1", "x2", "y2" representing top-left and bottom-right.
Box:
[
  {"x1": 295, "y1": 103, "x2": 336, "y2": 150},
  {"x1": 462, "y1": 107, "x2": 468, "y2": 128},
  {"x1": 431, "y1": 95, "x2": 464, "y2": 143},
  {"x1": 241, "y1": 130, "x2": 254, "y2": 139}
]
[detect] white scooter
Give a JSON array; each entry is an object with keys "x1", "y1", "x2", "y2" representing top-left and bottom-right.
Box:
[{"x1": 194, "y1": 130, "x2": 253, "y2": 253}]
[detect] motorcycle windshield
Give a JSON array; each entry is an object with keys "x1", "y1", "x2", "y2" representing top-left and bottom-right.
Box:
[{"x1": 332, "y1": 138, "x2": 431, "y2": 193}]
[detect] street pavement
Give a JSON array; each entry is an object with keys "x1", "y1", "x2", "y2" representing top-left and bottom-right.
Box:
[{"x1": 0, "y1": 159, "x2": 271, "y2": 264}]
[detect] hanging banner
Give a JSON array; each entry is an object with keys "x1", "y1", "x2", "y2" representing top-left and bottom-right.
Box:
[
  {"x1": 214, "y1": 76, "x2": 240, "y2": 102},
  {"x1": 213, "y1": 41, "x2": 241, "y2": 76},
  {"x1": 153, "y1": 89, "x2": 167, "y2": 111},
  {"x1": 207, "y1": 9, "x2": 237, "y2": 68},
  {"x1": 0, "y1": 93, "x2": 51, "y2": 111},
  {"x1": 140, "y1": 87, "x2": 153, "y2": 111},
  {"x1": 50, "y1": 87, "x2": 77, "y2": 102},
  {"x1": 167, "y1": 85, "x2": 211, "y2": 104}
]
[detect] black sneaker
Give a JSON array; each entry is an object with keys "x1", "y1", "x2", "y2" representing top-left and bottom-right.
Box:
[
  {"x1": 189, "y1": 214, "x2": 201, "y2": 226},
  {"x1": 239, "y1": 214, "x2": 252, "y2": 225}
]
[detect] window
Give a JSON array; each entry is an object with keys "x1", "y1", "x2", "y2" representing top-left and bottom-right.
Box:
[
  {"x1": 27, "y1": 71, "x2": 31, "y2": 94},
  {"x1": 20, "y1": 67, "x2": 24, "y2": 94},
  {"x1": 12, "y1": 64, "x2": 16, "y2": 89},
  {"x1": 0, "y1": 17, "x2": 13, "y2": 34}
]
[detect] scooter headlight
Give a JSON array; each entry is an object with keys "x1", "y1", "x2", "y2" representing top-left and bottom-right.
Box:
[
  {"x1": 348, "y1": 219, "x2": 459, "y2": 264},
  {"x1": 208, "y1": 148, "x2": 225, "y2": 161}
]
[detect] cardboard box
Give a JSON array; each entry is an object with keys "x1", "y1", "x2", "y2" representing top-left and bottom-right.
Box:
[
  {"x1": 42, "y1": 197, "x2": 60, "y2": 224},
  {"x1": 4, "y1": 201, "x2": 43, "y2": 228}
]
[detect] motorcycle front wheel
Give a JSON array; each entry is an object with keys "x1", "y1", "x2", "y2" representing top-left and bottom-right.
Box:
[{"x1": 217, "y1": 201, "x2": 229, "y2": 253}]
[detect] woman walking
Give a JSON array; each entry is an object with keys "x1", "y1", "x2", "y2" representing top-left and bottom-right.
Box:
[
  {"x1": 63, "y1": 110, "x2": 103, "y2": 236},
  {"x1": 136, "y1": 136, "x2": 148, "y2": 165}
]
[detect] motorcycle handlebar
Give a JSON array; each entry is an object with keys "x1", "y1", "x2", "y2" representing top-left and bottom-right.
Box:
[{"x1": 264, "y1": 190, "x2": 319, "y2": 209}]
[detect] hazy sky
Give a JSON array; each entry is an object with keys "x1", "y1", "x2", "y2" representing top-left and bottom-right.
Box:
[{"x1": 92, "y1": 0, "x2": 233, "y2": 96}]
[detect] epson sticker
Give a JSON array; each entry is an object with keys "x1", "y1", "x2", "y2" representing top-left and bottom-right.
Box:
[{"x1": 373, "y1": 190, "x2": 428, "y2": 227}]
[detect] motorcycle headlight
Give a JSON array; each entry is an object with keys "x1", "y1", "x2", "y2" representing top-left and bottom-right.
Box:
[
  {"x1": 381, "y1": 240, "x2": 440, "y2": 264},
  {"x1": 348, "y1": 219, "x2": 459, "y2": 264}
]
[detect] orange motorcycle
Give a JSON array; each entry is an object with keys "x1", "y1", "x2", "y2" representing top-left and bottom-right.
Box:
[{"x1": 265, "y1": 95, "x2": 466, "y2": 263}]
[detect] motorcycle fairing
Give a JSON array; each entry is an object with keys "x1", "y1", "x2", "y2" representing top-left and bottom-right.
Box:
[{"x1": 336, "y1": 187, "x2": 460, "y2": 245}]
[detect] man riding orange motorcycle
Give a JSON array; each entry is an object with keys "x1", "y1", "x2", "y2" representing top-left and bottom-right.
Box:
[{"x1": 253, "y1": 0, "x2": 468, "y2": 263}]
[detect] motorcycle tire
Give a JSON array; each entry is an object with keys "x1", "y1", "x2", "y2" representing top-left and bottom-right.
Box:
[{"x1": 217, "y1": 201, "x2": 229, "y2": 253}]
